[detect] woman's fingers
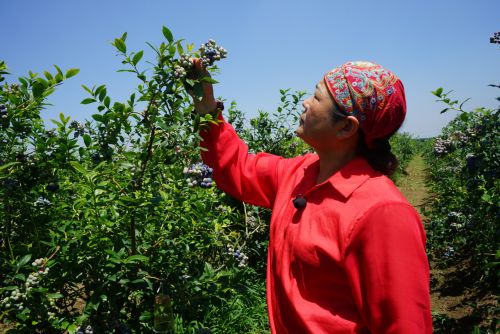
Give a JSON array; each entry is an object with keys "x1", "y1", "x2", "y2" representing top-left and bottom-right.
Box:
[{"x1": 188, "y1": 58, "x2": 216, "y2": 115}]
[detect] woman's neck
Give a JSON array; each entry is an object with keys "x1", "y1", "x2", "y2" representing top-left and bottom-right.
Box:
[{"x1": 315, "y1": 149, "x2": 358, "y2": 184}]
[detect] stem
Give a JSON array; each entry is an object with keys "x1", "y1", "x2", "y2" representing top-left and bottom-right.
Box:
[{"x1": 128, "y1": 88, "x2": 160, "y2": 256}]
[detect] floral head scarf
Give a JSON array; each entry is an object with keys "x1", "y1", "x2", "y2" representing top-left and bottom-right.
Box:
[{"x1": 324, "y1": 61, "x2": 406, "y2": 147}]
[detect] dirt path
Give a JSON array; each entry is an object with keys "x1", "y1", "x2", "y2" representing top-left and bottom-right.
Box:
[{"x1": 396, "y1": 153, "x2": 428, "y2": 214}]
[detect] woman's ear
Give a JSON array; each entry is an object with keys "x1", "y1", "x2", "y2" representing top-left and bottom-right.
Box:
[{"x1": 336, "y1": 116, "x2": 359, "y2": 140}]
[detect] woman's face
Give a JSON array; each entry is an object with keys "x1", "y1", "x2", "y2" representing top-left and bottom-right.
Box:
[{"x1": 295, "y1": 79, "x2": 345, "y2": 150}]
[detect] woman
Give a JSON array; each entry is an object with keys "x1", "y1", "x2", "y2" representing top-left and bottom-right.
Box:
[{"x1": 190, "y1": 60, "x2": 432, "y2": 333}]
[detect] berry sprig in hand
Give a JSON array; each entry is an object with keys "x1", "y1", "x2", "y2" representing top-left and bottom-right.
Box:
[
  {"x1": 173, "y1": 39, "x2": 227, "y2": 79},
  {"x1": 199, "y1": 39, "x2": 227, "y2": 67}
]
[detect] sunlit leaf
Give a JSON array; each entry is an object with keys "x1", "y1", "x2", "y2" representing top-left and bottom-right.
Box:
[
  {"x1": 162, "y1": 26, "x2": 173, "y2": 43},
  {"x1": 81, "y1": 98, "x2": 96, "y2": 104},
  {"x1": 132, "y1": 51, "x2": 144, "y2": 66},
  {"x1": 65, "y1": 68, "x2": 80, "y2": 79},
  {"x1": 114, "y1": 38, "x2": 127, "y2": 53}
]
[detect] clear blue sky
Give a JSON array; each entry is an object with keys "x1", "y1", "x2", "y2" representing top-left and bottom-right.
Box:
[{"x1": 1, "y1": 0, "x2": 499, "y2": 137}]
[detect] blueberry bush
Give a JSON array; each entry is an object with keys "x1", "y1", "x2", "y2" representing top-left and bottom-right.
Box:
[
  {"x1": 0, "y1": 27, "x2": 266, "y2": 333},
  {"x1": 425, "y1": 87, "x2": 499, "y2": 332},
  {"x1": 0, "y1": 25, "x2": 315, "y2": 333}
]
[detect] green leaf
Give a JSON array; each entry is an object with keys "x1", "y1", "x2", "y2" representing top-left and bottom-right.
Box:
[
  {"x1": 83, "y1": 134, "x2": 91, "y2": 147},
  {"x1": 70, "y1": 161, "x2": 88, "y2": 175},
  {"x1": 81, "y1": 84, "x2": 93, "y2": 95},
  {"x1": 0, "y1": 162, "x2": 20, "y2": 172},
  {"x1": 14, "y1": 273, "x2": 26, "y2": 281},
  {"x1": 66, "y1": 324, "x2": 78, "y2": 333},
  {"x1": 126, "y1": 255, "x2": 149, "y2": 263},
  {"x1": 17, "y1": 254, "x2": 32, "y2": 267},
  {"x1": 16, "y1": 312, "x2": 28, "y2": 322},
  {"x1": 132, "y1": 51, "x2": 144, "y2": 66},
  {"x1": 94, "y1": 84, "x2": 106, "y2": 97},
  {"x1": 459, "y1": 98, "x2": 471, "y2": 110},
  {"x1": 434, "y1": 87, "x2": 443, "y2": 97},
  {"x1": 59, "y1": 112, "x2": 70, "y2": 124},
  {"x1": 81, "y1": 98, "x2": 96, "y2": 104},
  {"x1": 65, "y1": 68, "x2": 80, "y2": 79},
  {"x1": 92, "y1": 114, "x2": 104, "y2": 122},
  {"x1": 104, "y1": 96, "x2": 111, "y2": 108},
  {"x1": 43, "y1": 71, "x2": 54, "y2": 81},
  {"x1": 18, "y1": 77, "x2": 29, "y2": 87},
  {"x1": 200, "y1": 76, "x2": 218, "y2": 84},
  {"x1": 176, "y1": 42, "x2": 184, "y2": 55},
  {"x1": 32, "y1": 81, "x2": 44, "y2": 99},
  {"x1": 54, "y1": 72, "x2": 63, "y2": 83},
  {"x1": 114, "y1": 38, "x2": 127, "y2": 53},
  {"x1": 192, "y1": 82, "x2": 203, "y2": 99},
  {"x1": 139, "y1": 311, "x2": 152, "y2": 321},
  {"x1": 162, "y1": 26, "x2": 174, "y2": 43},
  {"x1": 169, "y1": 45, "x2": 176, "y2": 56},
  {"x1": 98, "y1": 87, "x2": 107, "y2": 102},
  {"x1": 53, "y1": 64, "x2": 63, "y2": 76},
  {"x1": 47, "y1": 293, "x2": 64, "y2": 299}
]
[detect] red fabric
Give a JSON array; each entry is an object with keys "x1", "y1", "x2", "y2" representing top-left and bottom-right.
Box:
[
  {"x1": 200, "y1": 116, "x2": 432, "y2": 334},
  {"x1": 324, "y1": 61, "x2": 407, "y2": 147}
]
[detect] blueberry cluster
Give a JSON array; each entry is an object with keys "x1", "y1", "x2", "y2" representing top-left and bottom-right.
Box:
[
  {"x1": 199, "y1": 40, "x2": 227, "y2": 67},
  {"x1": 76, "y1": 325, "x2": 94, "y2": 334},
  {"x1": 173, "y1": 65, "x2": 187, "y2": 79},
  {"x1": 0, "y1": 258, "x2": 52, "y2": 312},
  {"x1": 25, "y1": 265, "x2": 49, "y2": 291},
  {"x1": 69, "y1": 120, "x2": 85, "y2": 138},
  {"x1": 227, "y1": 246, "x2": 249, "y2": 267},
  {"x1": 490, "y1": 32, "x2": 500, "y2": 44},
  {"x1": 1, "y1": 288, "x2": 24, "y2": 311},
  {"x1": 246, "y1": 209, "x2": 258, "y2": 229},
  {"x1": 465, "y1": 154, "x2": 481, "y2": 172},
  {"x1": 0, "y1": 104, "x2": 7, "y2": 126},
  {"x1": 174, "y1": 39, "x2": 227, "y2": 79},
  {"x1": 183, "y1": 162, "x2": 214, "y2": 188},
  {"x1": 32, "y1": 258, "x2": 45, "y2": 267},
  {"x1": 443, "y1": 246, "x2": 455, "y2": 259},
  {"x1": 34, "y1": 196, "x2": 52, "y2": 208},
  {"x1": 433, "y1": 137, "x2": 452, "y2": 155},
  {"x1": 452, "y1": 130, "x2": 468, "y2": 144},
  {"x1": 46, "y1": 181, "x2": 59, "y2": 192}
]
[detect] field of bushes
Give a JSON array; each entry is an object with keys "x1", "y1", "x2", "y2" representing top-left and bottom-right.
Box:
[{"x1": 0, "y1": 27, "x2": 498, "y2": 333}]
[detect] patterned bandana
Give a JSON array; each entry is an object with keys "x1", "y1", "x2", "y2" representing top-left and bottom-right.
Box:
[{"x1": 324, "y1": 61, "x2": 406, "y2": 147}]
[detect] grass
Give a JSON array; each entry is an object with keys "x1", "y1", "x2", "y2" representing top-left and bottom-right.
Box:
[{"x1": 396, "y1": 153, "x2": 428, "y2": 215}]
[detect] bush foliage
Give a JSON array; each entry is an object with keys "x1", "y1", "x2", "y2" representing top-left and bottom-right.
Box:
[{"x1": 425, "y1": 88, "x2": 499, "y2": 332}]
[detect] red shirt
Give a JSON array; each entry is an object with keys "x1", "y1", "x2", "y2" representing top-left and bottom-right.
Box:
[{"x1": 200, "y1": 116, "x2": 432, "y2": 334}]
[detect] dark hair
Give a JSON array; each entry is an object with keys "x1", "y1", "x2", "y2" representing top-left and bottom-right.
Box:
[
  {"x1": 331, "y1": 110, "x2": 399, "y2": 176},
  {"x1": 357, "y1": 132, "x2": 399, "y2": 176}
]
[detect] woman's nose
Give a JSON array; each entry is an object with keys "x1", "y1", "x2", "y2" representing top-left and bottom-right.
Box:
[{"x1": 302, "y1": 98, "x2": 309, "y2": 110}]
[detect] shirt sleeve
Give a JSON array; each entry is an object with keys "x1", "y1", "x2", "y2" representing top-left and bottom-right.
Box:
[
  {"x1": 199, "y1": 114, "x2": 283, "y2": 208},
  {"x1": 343, "y1": 202, "x2": 433, "y2": 334}
]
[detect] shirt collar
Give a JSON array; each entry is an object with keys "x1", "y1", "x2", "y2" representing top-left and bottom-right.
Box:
[{"x1": 326, "y1": 157, "x2": 378, "y2": 199}]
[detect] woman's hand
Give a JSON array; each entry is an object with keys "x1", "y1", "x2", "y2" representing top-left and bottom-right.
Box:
[{"x1": 187, "y1": 58, "x2": 217, "y2": 115}]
